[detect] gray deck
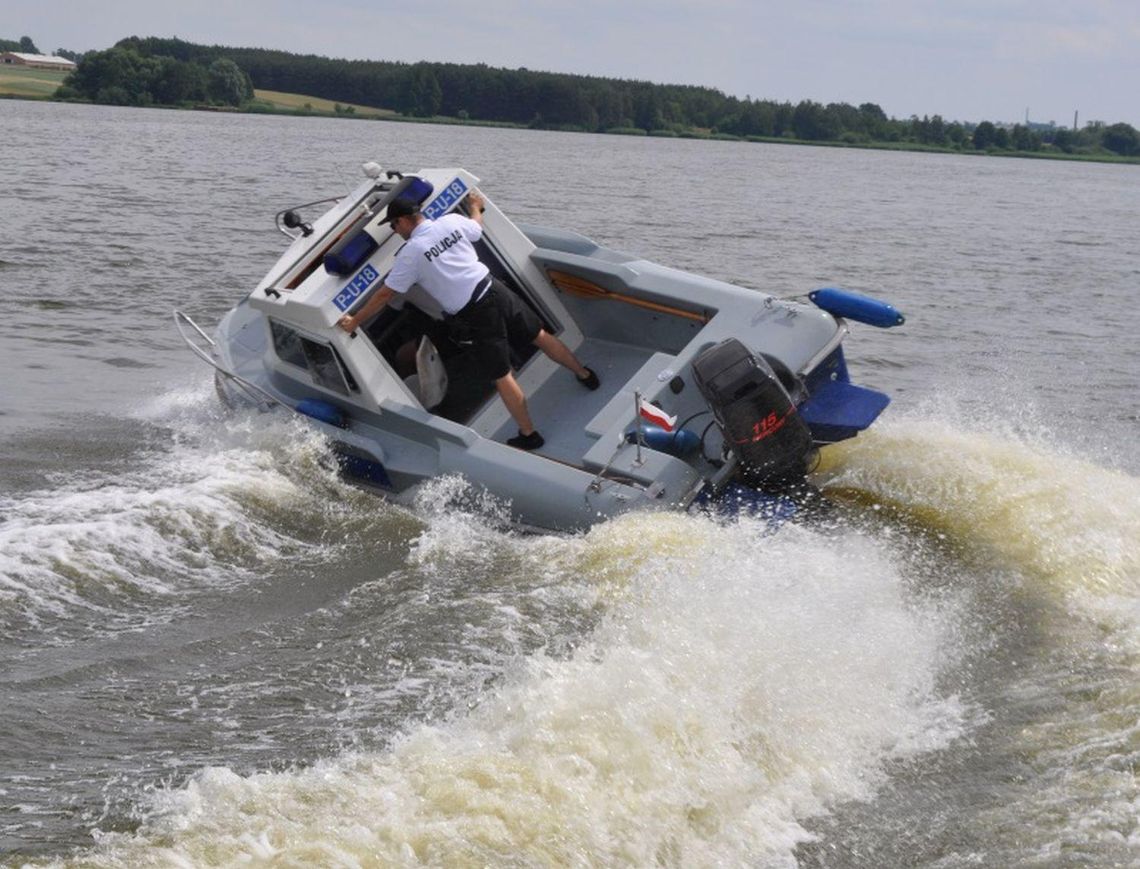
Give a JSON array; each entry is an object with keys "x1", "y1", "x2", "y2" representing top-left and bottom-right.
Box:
[{"x1": 490, "y1": 338, "x2": 658, "y2": 465}]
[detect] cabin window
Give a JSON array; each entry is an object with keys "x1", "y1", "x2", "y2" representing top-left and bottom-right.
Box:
[
  {"x1": 269, "y1": 319, "x2": 358, "y2": 396},
  {"x1": 270, "y1": 319, "x2": 309, "y2": 368}
]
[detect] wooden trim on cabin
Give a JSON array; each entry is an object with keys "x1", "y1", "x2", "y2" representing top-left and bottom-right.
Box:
[{"x1": 546, "y1": 269, "x2": 711, "y2": 323}]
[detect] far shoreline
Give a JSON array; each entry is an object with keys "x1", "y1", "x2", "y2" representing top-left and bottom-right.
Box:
[{"x1": 5, "y1": 90, "x2": 1138, "y2": 167}]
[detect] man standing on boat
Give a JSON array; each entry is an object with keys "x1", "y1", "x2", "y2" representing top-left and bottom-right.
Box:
[{"x1": 337, "y1": 191, "x2": 598, "y2": 450}]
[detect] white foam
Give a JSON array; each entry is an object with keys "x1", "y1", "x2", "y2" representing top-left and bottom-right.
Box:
[
  {"x1": 817, "y1": 411, "x2": 1140, "y2": 627},
  {"x1": 0, "y1": 400, "x2": 360, "y2": 629},
  {"x1": 83, "y1": 511, "x2": 965, "y2": 866},
  {"x1": 815, "y1": 402, "x2": 1140, "y2": 857}
]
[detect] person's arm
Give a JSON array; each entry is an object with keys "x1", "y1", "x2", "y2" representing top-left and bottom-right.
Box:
[
  {"x1": 338, "y1": 285, "x2": 396, "y2": 333},
  {"x1": 466, "y1": 190, "x2": 485, "y2": 227}
]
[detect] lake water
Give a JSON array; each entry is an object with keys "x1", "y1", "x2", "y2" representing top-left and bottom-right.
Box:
[{"x1": 1, "y1": 100, "x2": 1138, "y2": 867}]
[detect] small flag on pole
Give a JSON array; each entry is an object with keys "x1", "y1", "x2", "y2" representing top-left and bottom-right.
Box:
[{"x1": 638, "y1": 398, "x2": 676, "y2": 433}]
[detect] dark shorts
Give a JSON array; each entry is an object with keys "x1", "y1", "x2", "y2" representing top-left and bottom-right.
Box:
[{"x1": 449, "y1": 279, "x2": 542, "y2": 381}]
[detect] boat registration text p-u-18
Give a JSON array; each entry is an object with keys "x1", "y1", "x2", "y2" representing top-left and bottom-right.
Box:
[{"x1": 333, "y1": 263, "x2": 380, "y2": 312}]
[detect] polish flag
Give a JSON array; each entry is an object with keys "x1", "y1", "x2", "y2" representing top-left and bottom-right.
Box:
[{"x1": 639, "y1": 398, "x2": 676, "y2": 432}]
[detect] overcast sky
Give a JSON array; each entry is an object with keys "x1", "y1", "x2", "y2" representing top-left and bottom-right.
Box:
[{"x1": 8, "y1": 0, "x2": 1139, "y2": 127}]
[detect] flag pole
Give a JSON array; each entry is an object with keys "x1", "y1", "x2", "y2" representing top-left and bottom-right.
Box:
[{"x1": 633, "y1": 389, "x2": 644, "y2": 465}]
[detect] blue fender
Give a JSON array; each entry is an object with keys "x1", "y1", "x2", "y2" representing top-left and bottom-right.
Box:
[
  {"x1": 809, "y1": 287, "x2": 905, "y2": 328},
  {"x1": 296, "y1": 398, "x2": 346, "y2": 428}
]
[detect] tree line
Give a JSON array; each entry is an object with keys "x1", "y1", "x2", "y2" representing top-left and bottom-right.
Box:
[
  {"x1": 39, "y1": 35, "x2": 1140, "y2": 157},
  {"x1": 1, "y1": 35, "x2": 83, "y2": 61},
  {"x1": 53, "y1": 40, "x2": 252, "y2": 108},
  {"x1": 1, "y1": 36, "x2": 39, "y2": 54}
]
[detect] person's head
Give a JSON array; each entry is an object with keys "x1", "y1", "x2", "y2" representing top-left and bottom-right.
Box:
[{"x1": 386, "y1": 198, "x2": 421, "y2": 239}]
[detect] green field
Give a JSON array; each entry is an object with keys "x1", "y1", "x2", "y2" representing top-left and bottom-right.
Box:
[
  {"x1": 252, "y1": 89, "x2": 395, "y2": 117},
  {"x1": 0, "y1": 69, "x2": 393, "y2": 117},
  {"x1": 0, "y1": 65, "x2": 68, "y2": 97}
]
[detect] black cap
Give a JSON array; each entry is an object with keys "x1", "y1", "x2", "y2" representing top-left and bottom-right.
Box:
[{"x1": 385, "y1": 197, "x2": 419, "y2": 224}]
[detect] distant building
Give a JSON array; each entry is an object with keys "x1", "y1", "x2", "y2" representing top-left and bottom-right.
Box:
[{"x1": 0, "y1": 52, "x2": 77, "y2": 71}]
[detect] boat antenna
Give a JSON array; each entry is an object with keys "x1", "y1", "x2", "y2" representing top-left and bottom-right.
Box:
[{"x1": 331, "y1": 160, "x2": 353, "y2": 195}]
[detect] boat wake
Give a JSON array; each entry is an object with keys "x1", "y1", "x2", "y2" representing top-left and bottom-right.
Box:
[
  {"x1": 0, "y1": 386, "x2": 386, "y2": 644},
  {"x1": 817, "y1": 410, "x2": 1140, "y2": 636},
  {"x1": 815, "y1": 407, "x2": 1140, "y2": 862},
  {"x1": 59, "y1": 479, "x2": 969, "y2": 866},
  {"x1": 19, "y1": 395, "x2": 1140, "y2": 866}
]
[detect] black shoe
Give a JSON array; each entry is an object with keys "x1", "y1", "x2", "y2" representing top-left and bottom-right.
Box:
[
  {"x1": 577, "y1": 367, "x2": 600, "y2": 390},
  {"x1": 507, "y1": 430, "x2": 545, "y2": 450}
]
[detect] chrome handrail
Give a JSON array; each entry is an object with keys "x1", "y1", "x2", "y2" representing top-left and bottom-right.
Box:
[
  {"x1": 274, "y1": 196, "x2": 344, "y2": 239},
  {"x1": 173, "y1": 310, "x2": 280, "y2": 410}
]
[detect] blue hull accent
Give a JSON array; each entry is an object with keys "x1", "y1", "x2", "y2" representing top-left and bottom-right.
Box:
[
  {"x1": 333, "y1": 444, "x2": 393, "y2": 489},
  {"x1": 693, "y1": 482, "x2": 799, "y2": 528},
  {"x1": 809, "y1": 287, "x2": 905, "y2": 328}
]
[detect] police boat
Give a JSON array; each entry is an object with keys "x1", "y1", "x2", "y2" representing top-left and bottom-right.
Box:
[{"x1": 175, "y1": 163, "x2": 904, "y2": 532}]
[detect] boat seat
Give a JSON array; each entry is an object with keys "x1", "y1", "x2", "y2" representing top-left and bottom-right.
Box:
[
  {"x1": 403, "y1": 335, "x2": 448, "y2": 409},
  {"x1": 583, "y1": 351, "x2": 677, "y2": 437}
]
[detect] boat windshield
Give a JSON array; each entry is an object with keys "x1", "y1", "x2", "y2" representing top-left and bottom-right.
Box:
[{"x1": 269, "y1": 319, "x2": 359, "y2": 396}]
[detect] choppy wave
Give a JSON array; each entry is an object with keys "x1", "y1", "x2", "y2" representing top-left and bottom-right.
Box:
[
  {"x1": 0, "y1": 395, "x2": 380, "y2": 637},
  {"x1": 46, "y1": 505, "x2": 965, "y2": 867},
  {"x1": 15, "y1": 392, "x2": 1139, "y2": 867},
  {"x1": 816, "y1": 412, "x2": 1140, "y2": 632},
  {"x1": 814, "y1": 409, "x2": 1140, "y2": 861}
]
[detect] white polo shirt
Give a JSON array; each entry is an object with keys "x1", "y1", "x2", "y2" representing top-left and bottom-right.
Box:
[{"x1": 385, "y1": 214, "x2": 490, "y2": 315}]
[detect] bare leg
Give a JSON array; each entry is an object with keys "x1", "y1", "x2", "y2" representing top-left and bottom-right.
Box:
[
  {"x1": 533, "y1": 329, "x2": 590, "y2": 379},
  {"x1": 495, "y1": 372, "x2": 536, "y2": 434}
]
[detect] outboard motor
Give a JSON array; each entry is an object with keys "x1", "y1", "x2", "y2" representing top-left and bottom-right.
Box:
[{"x1": 692, "y1": 338, "x2": 814, "y2": 488}]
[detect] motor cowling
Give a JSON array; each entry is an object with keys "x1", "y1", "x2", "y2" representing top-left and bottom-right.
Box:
[{"x1": 692, "y1": 338, "x2": 814, "y2": 488}]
